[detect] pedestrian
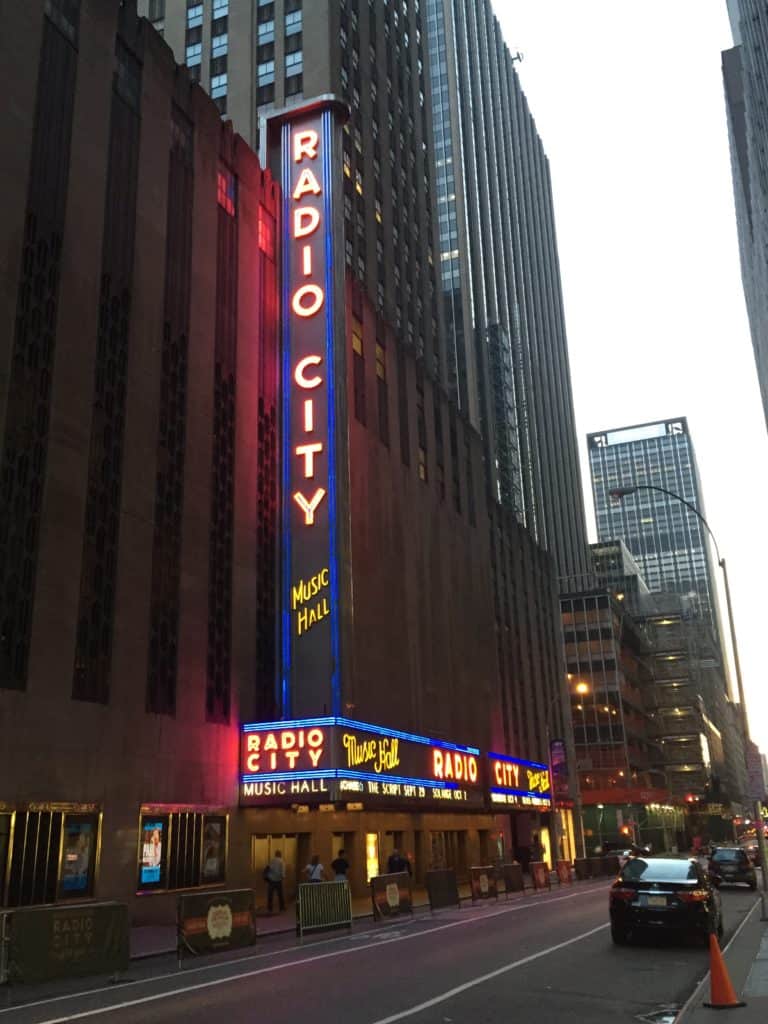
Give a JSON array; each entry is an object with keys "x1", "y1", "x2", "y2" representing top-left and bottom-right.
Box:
[
  {"x1": 264, "y1": 849, "x2": 286, "y2": 913},
  {"x1": 531, "y1": 833, "x2": 543, "y2": 863},
  {"x1": 331, "y1": 848, "x2": 350, "y2": 881},
  {"x1": 387, "y1": 848, "x2": 411, "y2": 875},
  {"x1": 304, "y1": 854, "x2": 324, "y2": 882}
]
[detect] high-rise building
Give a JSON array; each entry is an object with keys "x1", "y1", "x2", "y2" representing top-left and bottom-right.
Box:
[
  {"x1": 423, "y1": 0, "x2": 590, "y2": 582},
  {"x1": 588, "y1": 418, "x2": 720, "y2": 628},
  {"x1": 723, "y1": 2, "x2": 768, "y2": 433},
  {"x1": 141, "y1": 0, "x2": 449, "y2": 386}
]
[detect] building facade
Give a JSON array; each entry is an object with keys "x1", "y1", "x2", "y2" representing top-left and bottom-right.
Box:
[
  {"x1": 1, "y1": 1, "x2": 571, "y2": 920},
  {"x1": 588, "y1": 418, "x2": 720, "y2": 629},
  {"x1": 423, "y1": 0, "x2": 590, "y2": 582},
  {"x1": 723, "y1": 2, "x2": 768, "y2": 434}
]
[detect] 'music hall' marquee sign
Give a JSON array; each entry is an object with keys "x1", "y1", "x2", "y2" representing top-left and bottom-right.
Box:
[{"x1": 239, "y1": 718, "x2": 484, "y2": 809}]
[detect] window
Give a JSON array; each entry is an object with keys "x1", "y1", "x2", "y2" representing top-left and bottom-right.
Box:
[
  {"x1": 352, "y1": 320, "x2": 365, "y2": 424},
  {"x1": 211, "y1": 73, "x2": 228, "y2": 98},
  {"x1": 212, "y1": 32, "x2": 228, "y2": 56},
  {"x1": 217, "y1": 168, "x2": 236, "y2": 215},
  {"x1": 257, "y1": 83, "x2": 275, "y2": 105},
  {"x1": 285, "y1": 50, "x2": 303, "y2": 74},
  {"x1": 186, "y1": 42, "x2": 202, "y2": 66},
  {"x1": 259, "y1": 205, "x2": 275, "y2": 258},
  {"x1": 258, "y1": 60, "x2": 275, "y2": 85},
  {"x1": 285, "y1": 72, "x2": 303, "y2": 97},
  {"x1": 376, "y1": 342, "x2": 389, "y2": 445},
  {"x1": 186, "y1": 3, "x2": 203, "y2": 28},
  {"x1": 285, "y1": 9, "x2": 303, "y2": 34},
  {"x1": 257, "y1": 19, "x2": 275, "y2": 43},
  {"x1": 213, "y1": 0, "x2": 228, "y2": 13},
  {"x1": 137, "y1": 811, "x2": 227, "y2": 892}
]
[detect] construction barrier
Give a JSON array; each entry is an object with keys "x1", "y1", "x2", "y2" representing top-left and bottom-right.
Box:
[
  {"x1": 555, "y1": 860, "x2": 573, "y2": 885},
  {"x1": 501, "y1": 862, "x2": 524, "y2": 896},
  {"x1": 425, "y1": 869, "x2": 460, "y2": 912},
  {"x1": 573, "y1": 857, "x2": 590, "y2": 881},
  {"x1": 296, "y1": 881, "x2": 352, "y2": 941},
  {"x1": 0, "y1": 902, "x2": 128, "y2": 985},
  {"x1": 469, "y1": 866, "x2": 499, "y2": 902},
  {"x1": 370, "y1": 872, "x2": 413, "y2": 920},
  {"x1": 177, "y1": 889, "x2": 257, "y2": 961},
  {"x1": 530, "y1": 860, "x2": 551, "y2": 891}
]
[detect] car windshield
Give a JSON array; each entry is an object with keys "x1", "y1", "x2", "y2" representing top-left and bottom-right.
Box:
[
  {"x1": 621, "y1": 859, "x2": 699, "y2": 882},
  {"x1": 713, "y1": 849, "x2": 746, "y2": 862}
]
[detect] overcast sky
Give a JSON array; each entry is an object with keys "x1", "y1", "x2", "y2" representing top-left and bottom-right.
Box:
[{"x1": 495, "y1": 2, "x2": 768, "y2": 760}]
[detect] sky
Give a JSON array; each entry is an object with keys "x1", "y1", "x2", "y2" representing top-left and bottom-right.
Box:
[{"x1": 495, "y1": 2, "x2": 768, "y2": 757}]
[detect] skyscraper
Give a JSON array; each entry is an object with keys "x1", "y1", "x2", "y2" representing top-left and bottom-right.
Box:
[
  {"x1": 424, "y1": 0, "x2": 590, "y2": 582},
  {"x1": 723, "y1": 1, "x2": 768, "y2": 433},
  {"x1": 588, "y1": 418, "x2": 719, "y2": 628}
]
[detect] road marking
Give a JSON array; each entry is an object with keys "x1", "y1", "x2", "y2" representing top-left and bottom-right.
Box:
[
  {"x1": 33, "y1": 885, "x2": 609, "y2": 1023},
  {"x1": 369, "y1": 923, "x2": 611, "y2": 1023}
]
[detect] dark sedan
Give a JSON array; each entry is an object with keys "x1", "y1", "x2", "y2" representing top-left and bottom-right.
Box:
[
  {"x1": 609, "y1": 857, "x2": 722, "y2": 946},
  {"x1": 709, "y1": 847, "x2": 757, "y2": 889}
]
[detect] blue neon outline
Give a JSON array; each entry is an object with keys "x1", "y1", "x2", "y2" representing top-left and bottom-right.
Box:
[
  {"x1": 490, "y1": 786, "x2": 552, "y2": 801},
  {"x1": 241, "y1": 715, "x2": 480, "y2": 755},
  {"x1": 322, "y1": 108, "x2": 341, "y2": 717},
  {"x1": 240, "y1": 769, "x2": 460, "y2": 790},
  {"x1": 488, "y1": 751, "x2": 549, "y2": 771},
  {"x1": 280, "y1": 122, "x2": 292, "y2": 719}
]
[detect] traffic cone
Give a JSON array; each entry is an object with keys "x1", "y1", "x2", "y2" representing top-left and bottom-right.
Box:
[{"x1": 704, "y1": 932, "x2": 746, "y2": 1009}]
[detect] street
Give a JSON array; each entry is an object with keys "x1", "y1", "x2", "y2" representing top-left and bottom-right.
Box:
[{"x1": 2, "y1": 879, "x2": 760, "y2": 1024}]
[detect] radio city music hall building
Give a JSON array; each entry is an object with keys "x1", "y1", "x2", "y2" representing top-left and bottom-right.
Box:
[{"x1": 0, "y1": 0, "x2": 571, "y2": 923}]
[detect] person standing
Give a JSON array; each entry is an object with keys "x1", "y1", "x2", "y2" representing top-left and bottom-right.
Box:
[
  {"x1": 265, "y1": 849, "x2": 286, "y2": 913},
  {"x1": 331, "y1": 848, "x2": 350, "y2": 881},
  {"x1": 387, "y1": 848, "x2": 411, "y2": 875},
  {"x1": 304, "y1": 854, "x2": 324, "y2": 882}
]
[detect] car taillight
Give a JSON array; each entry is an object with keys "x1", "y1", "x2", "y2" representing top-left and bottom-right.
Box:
[
  {"x1": 678, "y1": 890, "x2": 709, "y2": 903},
  {"x1": 610, "y1": 887, "x2": 635, "y2": 902}
]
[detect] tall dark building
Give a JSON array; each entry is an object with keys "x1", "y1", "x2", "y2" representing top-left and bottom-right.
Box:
[
  {"x1": 723, "y1": 1, "x2": 768, "y2": 433},
  {"x1": 423, "y1": 0, "x2": 590, "y2": 582},
  {"x1": 589, "y1": 418, "x2": 720, "y2": 628}
]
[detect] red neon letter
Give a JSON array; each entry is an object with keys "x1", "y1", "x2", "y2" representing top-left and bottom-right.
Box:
[
  {"x1": 304, "y1": 399, "x2": 314, "y2": 432},
  {"x1": 294, "y1": 355, "x2": 322, "y2": 389},
  {"x1": 294, "y1": 207, "x2": 320, "y2": 238},
  {"x1": 293, "y1": 167, "x2": 322, "y2": 200},
  {"x1": 293, "y1": 488, "x2": 327, "y2": 525},
  {"x1": 302, "y1": 245, "x2": 312, "y2": 276},
  {"x1": 292, "y1": 283, "x2": 324, "y2": 318},
  {"x1": 296, "y1": 442, "x2": 323, "y2": 477},
  {"x1": 294, "y1": 129, "x2": 319, "y2": 162},
  {"x1": 433, "y1": 749, "x2": 444, "y2": 780}
]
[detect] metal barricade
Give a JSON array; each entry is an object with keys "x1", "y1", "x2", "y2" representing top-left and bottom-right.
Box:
[
  {"x1": 296, "y1": 881, "x2": 352, "y2": 941},
  {"x1": 0, "y1": 912, "x2": 9, "y2": 986},
  {"x1": 501, "y1": 862, "x2": 524, "y2": 897},
  {"x1": 555, "y1": 860, "x2": 573, "y2": 885},
  {"x1": 469, "y1": 866, "x2": 499, "y2": 902}
]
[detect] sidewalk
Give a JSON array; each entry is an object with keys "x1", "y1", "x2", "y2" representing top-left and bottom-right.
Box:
[{"x1": 679, "y1": 897, "x2": 768, "y2": 1023}]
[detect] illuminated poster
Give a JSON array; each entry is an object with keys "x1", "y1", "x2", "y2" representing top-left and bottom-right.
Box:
[
  {"x1": 279, "y1": 99, "x2": 346, "y2": 719},
  {"x1": 139, "y1": 817, "x2": 166, "y2": 889},
  {"x1": 59, "y1": 816, "x2": 97, "y2": 896},
  {"x1": 202, "y1": 817, "x2": 227, "y2": 883}
]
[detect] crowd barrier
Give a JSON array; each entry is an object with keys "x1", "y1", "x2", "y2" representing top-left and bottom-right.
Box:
[{"x1": 296, "y1": 881, "x2": 352, "y2": 941}]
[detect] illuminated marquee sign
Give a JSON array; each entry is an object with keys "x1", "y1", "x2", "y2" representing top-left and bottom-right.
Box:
[
  {"x1": 279, "y1": 100, "x2": 346, "y2": 718},
  {"x1": 239, "y1": 718, "x2": 484, "y2": 809},
  {"x1": 487, "y1": 752, "x2": 552, "y2": 810}
]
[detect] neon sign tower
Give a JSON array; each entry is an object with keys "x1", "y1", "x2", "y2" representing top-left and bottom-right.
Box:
[{"x1": 267, "y1": 97, "x2": 349, "y2": 720}]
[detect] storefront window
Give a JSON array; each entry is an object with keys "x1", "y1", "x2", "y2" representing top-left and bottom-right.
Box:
[
  {"x1": 58, "y1": 813, "x2": 99, "y2": 898},
  {"x1": 365, "y1": 833, "x2": 379, "y2": 882},
  {"x1": 138, "y1": 810, "x2": 228, "y2": 893},
  {"x1": 201, "y1": 816, "x2": 227, "y2": 883}
]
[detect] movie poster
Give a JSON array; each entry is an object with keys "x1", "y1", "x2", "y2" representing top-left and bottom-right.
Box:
[
  {"x1": 202, "y1": 816, "x2": 226, "y2": 883},
  {"x1": 139, "y1": 817, "x2": 166, "y2": 888}
]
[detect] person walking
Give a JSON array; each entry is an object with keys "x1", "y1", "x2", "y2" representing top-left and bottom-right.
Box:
[
  {"x1": 531, "y1": 833, "x2": 544, "y2": 863},
  {"x1": 331, "y1": 848, "x2": 350, "y2": 881},
  {"x1": 265, "y1": 849, "x2": 286, "y2": 913},
  {"x1": 387, "y1": 848, "x2": 411, "y2": 875},
  {"x1": 304, "y1": 854, "x2": 324, "y2": 882}
]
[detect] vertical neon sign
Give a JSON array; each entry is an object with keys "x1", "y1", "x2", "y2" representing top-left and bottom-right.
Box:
[{"x1": 281, "y1": 103, "x2": 342, "y2": 718}]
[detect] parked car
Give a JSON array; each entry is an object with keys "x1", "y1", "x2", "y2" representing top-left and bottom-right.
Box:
[
  {"x1": 708, "y1": 846, "x2": 757, "y2": 889},
  {"x1": 609, "y1": 857, "x2": 722, "y2": 946}
]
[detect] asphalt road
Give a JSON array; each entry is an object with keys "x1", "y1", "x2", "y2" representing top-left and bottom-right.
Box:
[{"x1": 3, "y1": 879, "x2": 760, "y2": 1024}]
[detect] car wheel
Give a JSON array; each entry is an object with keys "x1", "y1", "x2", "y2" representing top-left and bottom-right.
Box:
[{"x1": 611, "y1": 924, "x2": 629, "y2": 945}]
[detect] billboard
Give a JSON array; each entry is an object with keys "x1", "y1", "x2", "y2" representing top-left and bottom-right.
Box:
[
  {"x1": 240, "y1": 718, "x2": 484, "y2": 809},
  {"x1": 487, "y1": 752, "x2": 552, "y2": 809}
]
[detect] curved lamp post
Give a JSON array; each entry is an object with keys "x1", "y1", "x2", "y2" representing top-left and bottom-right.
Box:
[{"x1": 609, "y1": 483, "x2": 767, "y2": 909}]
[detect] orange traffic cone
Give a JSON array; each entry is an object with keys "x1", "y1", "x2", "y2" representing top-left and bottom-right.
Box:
[{"x1": 704, "y1": 932, "x2": 746, "y2": 1009}]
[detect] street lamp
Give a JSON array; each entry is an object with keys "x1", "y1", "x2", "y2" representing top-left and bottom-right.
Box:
[
  {"x1": 609, "y1": 482, "x2": 768, "y2": 909},
  {"x1": 546, "y1": 679, "x2": 589, "y2": 862}
]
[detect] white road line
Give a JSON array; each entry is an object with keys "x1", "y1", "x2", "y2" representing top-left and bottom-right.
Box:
[
  {"x1": 33, "y1": 884, "x2": 609, "y2": 1023},
  {"x1": 369, "y1": 923, "x2": 611, "y2": 1024}
]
